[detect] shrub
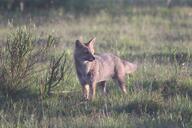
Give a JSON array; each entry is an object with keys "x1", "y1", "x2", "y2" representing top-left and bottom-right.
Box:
[
  {"x1": 0, "y1": 27, "x2": 36, "y2": 96},
  {"x1": 0, "y1": 26, "x2": 71, "y2": 97}
]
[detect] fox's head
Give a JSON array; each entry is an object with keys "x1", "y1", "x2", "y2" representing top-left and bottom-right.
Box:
[{"x1": 74, "y1": 38, "x2": 96, "y2": 62}]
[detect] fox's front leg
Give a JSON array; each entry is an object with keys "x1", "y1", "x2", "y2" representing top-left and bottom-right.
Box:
[
  {"x1": 100, "y1": 81, "x2": 107, "y2": 95},
  {"x1": 82, "y1": 84, "x2": 90, "y2": 100},
  {"x1": 90, "y1": 82, "x2": 96, "y2": 100}
]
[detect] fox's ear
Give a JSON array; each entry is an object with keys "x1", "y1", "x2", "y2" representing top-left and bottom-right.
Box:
[
  {"x1": 75, "y1": 40, "x2": 83, "y2": 48},
  {"x1": 85, "y1": 37, "x2": 96, "y2": 46},
  {"x1": 79, "y1": 36, "x2": 83, "y2": 43},
  {"x1": 85, "y1": 37, "x2": 96, "y2": 50}
]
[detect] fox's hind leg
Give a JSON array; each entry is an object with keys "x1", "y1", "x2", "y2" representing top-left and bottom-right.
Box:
[
  {"x1": 118, "y1": 80, "x2": 127, "y2": 94},
  {"x1": 116, "y1": 74, "x2": 127, "y2": 94},
  {"x1": 114, "y1": 64, "x2": 127, "y2": 94}
]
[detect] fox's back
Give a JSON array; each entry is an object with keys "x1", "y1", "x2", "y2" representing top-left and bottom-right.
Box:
[{"x1": 94, "y1": 53, "x2": 122, "y2": 82}]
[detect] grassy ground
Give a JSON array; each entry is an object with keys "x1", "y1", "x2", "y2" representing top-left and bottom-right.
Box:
[{"x1": 0, "y1": 6, "x2": 192, "y2": 127}]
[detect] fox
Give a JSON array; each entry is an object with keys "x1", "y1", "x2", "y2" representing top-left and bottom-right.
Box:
[{"x1": 74, "y1": 37, "x2": 137, "y2": 100}]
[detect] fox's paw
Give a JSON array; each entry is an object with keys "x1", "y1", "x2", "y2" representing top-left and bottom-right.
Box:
[{"x1": 81, "y1": 97, "x2": 89, "y2": 102}]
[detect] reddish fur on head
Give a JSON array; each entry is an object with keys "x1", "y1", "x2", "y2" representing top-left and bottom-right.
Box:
[{"x1": 75, "y1": 38, "x2": 96, "y2": 62}]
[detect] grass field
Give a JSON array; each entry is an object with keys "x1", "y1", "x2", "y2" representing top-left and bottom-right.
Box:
[{"x1": 0, "y1": 6, "x2": 192, "y2": 127}]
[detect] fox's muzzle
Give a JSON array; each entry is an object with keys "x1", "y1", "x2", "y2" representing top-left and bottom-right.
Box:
[{"x1": 88, "y1": 56, "x2": 95, "y2": 61}]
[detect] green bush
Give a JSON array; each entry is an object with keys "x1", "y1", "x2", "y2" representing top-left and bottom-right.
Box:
[
  {"x1": 0, "y1": 27, "x2": 36, "y2": 96},
  {"x1": 0, "y1": 26, "x2": 71, "y2": 97}
]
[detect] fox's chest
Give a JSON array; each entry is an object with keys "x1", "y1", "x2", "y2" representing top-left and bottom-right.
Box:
[{"x1": 76, "y1": 62, "x2": 97, "y2": 82}]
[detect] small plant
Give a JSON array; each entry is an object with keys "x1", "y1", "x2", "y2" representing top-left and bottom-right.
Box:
[{"x1": 39, "y1": 52, "x2": 72, "y2": 97}]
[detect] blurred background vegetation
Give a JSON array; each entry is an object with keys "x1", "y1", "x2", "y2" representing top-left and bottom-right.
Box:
[{"x1": 0, "y1": 0, "x2": 192, "y2": 13}]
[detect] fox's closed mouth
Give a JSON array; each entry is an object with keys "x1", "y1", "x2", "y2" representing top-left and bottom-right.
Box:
[{"x1": 87, "y1": 57, "x2": 95, "y2": 61}]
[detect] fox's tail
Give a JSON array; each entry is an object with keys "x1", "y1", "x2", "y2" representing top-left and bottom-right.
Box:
[{"x1": 123, "y1": 60, "x2": 137, "y2": 74}]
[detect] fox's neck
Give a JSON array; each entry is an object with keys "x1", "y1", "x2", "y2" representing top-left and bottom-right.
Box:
[{"x1": 75, "y1": 57, "x2": 95, "y2": 73}]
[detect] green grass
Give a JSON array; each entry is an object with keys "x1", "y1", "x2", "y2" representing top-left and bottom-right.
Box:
[{"x1": 0, "y1": 6, "x2": 192, "y2": 127}]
